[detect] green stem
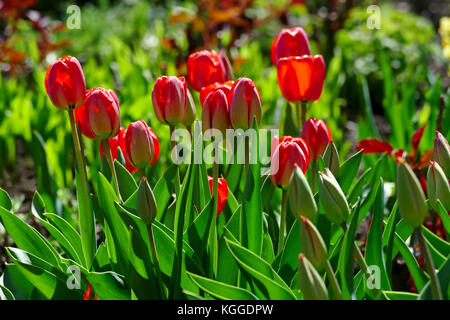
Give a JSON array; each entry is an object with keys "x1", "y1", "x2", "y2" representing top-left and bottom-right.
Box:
[
  {"x1": 170, "y1": 126, "x2": 181, "y2": 196},
  {"x1": 278, "y1": 189, "x2": 288, "y2": 255},
  {"x1": 101, "y1": 139, "x2": 121, "y2": 201},
  {"x1": 417, "y1": 227, "x2": 442, "y2": 300},
  {"x1": 147, "y1": 224, "x2": 165, "y2": 299},
  {"x1": 68, "y1": 108, "x2": 95, "y2": 268},
  {"x1": 325, "y1": 259, "x2": 342, "y2": 300},
  {"x1": 295, "y1": 103, "x2": 301, "y2": 129},
  {"x1": 301, "y1": 101, "x2": 307, "y2": 128},
  {"x1": 311, "y1": 160, "x2": 317, "y2": 194}
]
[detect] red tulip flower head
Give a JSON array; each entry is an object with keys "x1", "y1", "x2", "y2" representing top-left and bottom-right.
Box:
[
  {"x1": 200, "y1": 81, "x2": 234, "y2": 107},
  {"x1": 75, "y1": 88, "x2": 121, "y2": 139},
  {"x1": 45, "y1": 56, "x2": 86, "y2": 109},
  {"x1": 271, "y1": 27, "x2": 311, "y2": 66},
  {"x1": 208, "y1": 176, "x2": 228, "y2": 215},
  {"x1": 152, "y1": 76, "x2": 187, "y2": 126},
  {"x1": 270, "y1": 136, "x2": 310, "y2": 188},
  {"x1": 277, "y1": 55, "x2": 325, "y2": 103},
  {"x1": 124, "y1": 120, "x2": 160, "y2": 168},
  {"x1": 187, "y1": 50, "x2": 232, "y2": 91},
  {"x1": 202, "y1": 89, "x2": 230, "y2": 134},
  {"x1": 301, "y1": 119, "x2": 332, "y2": 161},
  {"x1": 229, "y1": 78, "x2": 262, "y2": 129}
]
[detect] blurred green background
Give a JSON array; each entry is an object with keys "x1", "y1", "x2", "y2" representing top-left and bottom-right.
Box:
[{"x1": 0, "y1": 0, "x2": 448, "y2": 220}]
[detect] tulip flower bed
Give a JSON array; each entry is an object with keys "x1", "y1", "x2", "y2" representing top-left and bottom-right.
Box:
[{"x1": 0, "y1": 23, "x2": 449, "y2": 302}]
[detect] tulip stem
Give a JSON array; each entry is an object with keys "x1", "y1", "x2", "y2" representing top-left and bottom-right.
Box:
[
  {"x1": 417, "y1": 227, "x2": 442, "y2": 300},
  {"x1": 325, "y1": 259, "x2": 342, "y2": 300},
  {"x1": 169, "y1": 126, "x2": 181, "y2": 195},
  {"x1": 301, "y1": 102, "x2": 307, "y2": 128},
  {"x1": 147, "y1": 223, "x2": 166, "y2": 299},
  {"x1": 101, "y1": 139, "x2": 121, "y2": 201},
  {"x1": 68, "y1": 108, "x2": 95, "y2": 268},
  {"x1": 208, "y1": 161, "x2": 219, "y2": 278},
  {"x1": 311, "y1": 160, "x2": 317, "y2": 193},
  {"x1": 278, "y1": 189, "x2": 288, "y2": 255},
  {"x1": 296, "y1": 102, "x2": 307, "y2": 129}
]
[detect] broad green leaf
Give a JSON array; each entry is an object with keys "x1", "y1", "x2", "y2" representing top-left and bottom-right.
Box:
[
  {"x1": 87, "y1": 271, "x2": 130, "y2": 300},
  {"x1": 419, "y1": 253, "x2": 450, "y2": 300},
  {"x1": 337, "y1": 150, "x2": 363, "y2": 194},
  {"x1": 0, "y1": 264, "x2": 34, "y2": 299},
  {"x1": 383, "y1": 291, "x2": 418, "y2": 300},
  {"x1": 187, "y1": 272, "x2": 258, "y2": 300},
  {"x1": 277, "y1": 220, "x2": 301, "y2": 284},
  {"x1": 382, "y1": 202, "x2": 398, "y2": 280},
  {"x1": 31, "y1": 191, "x2": 45, "y2": 219},
  {"x1": 0, "y1": 188, "x2": 12, "y2": 211},
  {"x1": 114, "y1": 160, "x2": 137, "y2": 202},
  {"x1": 0, "y1": 284, "x2": 14, "y2": 300}
]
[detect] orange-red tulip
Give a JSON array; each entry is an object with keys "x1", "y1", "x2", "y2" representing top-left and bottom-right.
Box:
[
  {"x1": 200, "y1": 81, "x2": 234, "y2": 107},
  {"x1": 187, "y1": 50, "x2": 232, "y2": 91},
  {"x1": 301, "y1": 119, "x2": 332, "y2": 161},
  {"x1": 45, "y1": 56, "x2": 86, "y2": 109},
  {"x1": 202, "y1": 89, "x2": 230, "y2": 134},
  {"x1": 152, "y1": 76, "x2": 187, "y2": 126},
  {"x1": 271, "y1": 27, "x2": 311, "y2": 66},
  {"x1": 229, "y1": 78, "x2": 261, "y2": 129},
  {"x1": 124, "y1": 120, "x2": 159, "y2": 168},
  {"x1": 99, "y1": 127, "x2": 138, "y2": 174},
  {"x1": 277, "y1": 55, "x2": 325, "y2": 103},
  {"x1": 208, "y1": 175, "x2": 228, "y2": 215}
]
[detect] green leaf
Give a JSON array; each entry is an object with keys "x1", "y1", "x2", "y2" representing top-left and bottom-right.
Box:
[
  {"x1": 431, "y1": 200, "x2": 450, "y2": 238},
  {"x1": 382, "y1": 202, "x2": 398, "y2": 280},
  {"x1": 0, "y1": 284, "x2": 15, "y2": 300},
  {"x1": 114, "y1": 160, "x2": 138, "y2": 202},
  {"x1": 87, "y1": 271, "x2": 130, "y2": 300},
  {"x1": 383, "y1": 291, "x2": 418, "y2": 300},
  {"x1": 0, "y1": 206, "x2": 60, "y2": 267},
  {"x1": 421, "y1": 225, "x2": 450, "y2": 258},
  {"x1": 419, "y1": 253, "x2": 450, "y2": 300},
  {"x1": 365, "y1": 178, "x2": 391, "y2": 291},
  {"x1": 187, "y1": 272, "x2": 258, "y2": 300},
  {"x1": 277, "y1": 220, "x2": 301, "y2": 284},
  {"x1": 31, "y1": 191, "x2": 45, "y2": 219},
  {"x1": 0, "y1": 188, "x2": 12, "y2": 211},
  {"x1": 282, "y1": 103, "x2": 300, "y2": 137},
  {"x1": 337, "y1": 150, "x2": 363, "y2": 194},
  {"x1": 184, "y1": 199, "x2": 214, "y2": 260},
  {"x1": 225, "y1": 238, "x2": 296, "y2": 300},
  {"x1": 0, "y1": 264, "x2": 34, "y2": 299}
]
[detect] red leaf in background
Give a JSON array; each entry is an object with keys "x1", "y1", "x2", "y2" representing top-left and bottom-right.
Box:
[
  {"x1": 356, "y1": 139, "x2": 393, "y2": 155},
  {"x1": 411, "y1": 124, "x2": 427, "y2": 151},
  {"x1": 83, "y1": 283, "x2": 93, "y2": 300}
]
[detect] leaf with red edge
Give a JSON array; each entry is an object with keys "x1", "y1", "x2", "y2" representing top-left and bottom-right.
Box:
[{"x1": 356, "y1": 139, "x2": 393, "y2": 155}]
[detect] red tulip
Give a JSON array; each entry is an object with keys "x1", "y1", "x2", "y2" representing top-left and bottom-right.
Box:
[
  {"x1": 152, "y1": 76, "x2": 187, "y2": 126},
  {"x1": 75, "y1": 88, "x2": 120, "y2": 140},
  {"x1": 218, "y1": 51, "x2": 234, "y2": 81},
  {"x1": 44, "y1": 56, "x2": 86, "y2": 109},
  {"x1": 187, "y1": 50, "x2": 231, "y2": 91},
  {"x1": 270, "y1": 136, "x2": 310, "y2": 188},
  {"x1": 124, "y1": 120, "x2": 159, "y2": 168},
  {"x1": 301, "y1": 119, "x2": 332, "y2": 161},
  {"x1": 277, "y1": 55, "x2": 325, "y2": 103},
  {"x1": 229, "y1": 78, "x2": 262, "y2": 129},
  {"x1": 202, "y1": 89, "x2": 230, "y2": 134},
  {"x1": 99, "y1": 127, "x2": 138, "y2": 174},
  {"x1": 208, "y1": 175, "x2": 228, "y2": 215},
  {"x1": 271, "y1": 27, "x2": 311, "y2": 66},
  {"x1": 200, "y1": 81, "x2": 234, "y2": 107}
]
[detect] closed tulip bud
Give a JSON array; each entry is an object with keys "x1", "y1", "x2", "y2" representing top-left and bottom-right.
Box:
[
  {"x1": 323, "y1": 142, "x2": 340, "y2": 177},
  {"x1": 270, "y1": 136, "x2": 310, "y2": 188},
  {"x1": 433, "y1": 131, "x2": 450, "y2": 178},
  {"x1": 229, "y1": 78, "x2": 262, "y2": 129},
  {"x1": 200, "y1": 81, "x2": 234, "y2": 107},
  {"x1": 124, "y1": 120, "x2": 160, "y2": 168},
  {"x1": 183, "y1": 88, "x2": 196, "y2": 126},
  {"x1": 277, "y1": 55, "x2": 325, "y2": 103},
  {"x1": 318, "y1": 168, "x2": 349, "y2": 225},
  {"x1": 187, "y1": 50, "x2": 228, "y2": 92},
  {"x1": 301, "y1": 118, "x2": 332, "y2": 161},
  {"x1": 75, "y1": 88, "x2": 121, "y2": 139},
  {"x1": 208, "y1": 176, "x2": 229, "y2": 215},
  {"x1": 300, "y1": 217, "x2": 327, "y2": 271},
  {"x1": 99, "y1": 127, "x2": 138, "y2": 174},
  {"x1": 152, "y1": 76, "x2": 187, "y2": 126},
  {"x1": 427, "y1": 161, "x2": 450, "y2": 210},
  {"x1": 289, "y1": 166, "x2": 317, "y2": 221},
  {"x1": 202, "y1": 89, "x2": 230, "y2": 134},
  {"x1": 298, "y1": 254, "x2": 329, "y2": 300},
  {"x1": 137, "y1": 177, "x2": 157, "y2": 225},
  {"x1": 45, "y1": 56, "x2": 86, "y2": 109},
  {"x1": 396, "y1": 162, "x2": 428, "y2": 228},
  {"x1": 271, "y1": 27, "x2": 311, "y2": 66}
]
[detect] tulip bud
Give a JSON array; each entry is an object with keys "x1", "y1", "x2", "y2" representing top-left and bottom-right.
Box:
[
  {"x1": 200, "y1": 81, "x2": 234, "y2": 107},
  {"x1": 187, "y1": 50, "x2": 228, "y2": 91},
  {"x1": 322, "y1": 142, "x2": 340, "y2": 177},
  {"x1": 270, "y1": 136, "x2": 310, "y2": 188},
  {"x1": 75, "y1": 88, "x2": 121, "y2": 140},
  {"x1": 202, "y1": 89, "x2": 230, "y2": 134},
  {"x1": 299, "y1": 217, "x2": 327, "y2": 271},
  {"x1": 45, "y1": 56, "x2": 86, "y2": 109},
  {"x1": 229, "y1": 78, "x2": 262, "y2": 129},
  {"x1": 271, "y1": 27, "x2": 311, "y2": 66},
  {"x1": 289, "y1": 166, "x2": 317, "y2": 221},
  {"x1": 208, "y1": 176, "x2": 229, "y2": 215},
  {"x1": 137, "y1": 177, "x2": 157, "y2": 225},
  {"x1": 433, "y1": 131, "x2": 450, "y2": 178},
  {"x1": 318, "y1": 168, "x2": 349, "y2": 225},
  {"x1": 277, "y1": 55, "x2": 325, "y2": 103},
  {"x1": 152, "y1": 76, "x2": 187, "y2": 126},
  {"x1": 298, "y1": 254, "x2": 329, "y2": 300},
  {"x1": 218, "y1": 51, "x2": 234, "y2": 81},
  {"x1": 183, "y1": 88, "x2": 196, "y2": 127},
  {"x1": 301, "y1": 118, "x2": 332, "y2": 161},
  {"x1": 99, "y1": 127, "x2": 138, "y2": 174},
  {"x1": 396, "y1": 162, "x2": 428, "y2": 228},
  {"x1": 427, "y1": 161, "x2": 450, "y2": 210},
  {"x1": 124, "y1": 120, "x2": 160, "y2": 168}
]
